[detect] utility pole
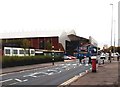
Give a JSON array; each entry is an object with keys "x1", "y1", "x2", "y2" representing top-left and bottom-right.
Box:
[
  {"x1": 110, "y1": 3, "x2": 114, "y2": 52},
  {"x1": 114, "y1": 20, "x2": 116, "y2": 54}
]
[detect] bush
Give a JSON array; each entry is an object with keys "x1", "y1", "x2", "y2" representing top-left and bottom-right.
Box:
[{"x1": 2, "y1": 55, "x2": 64, "y2": 68}]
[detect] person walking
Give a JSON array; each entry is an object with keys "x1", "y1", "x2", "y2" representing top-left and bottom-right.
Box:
[
  {"x1": 117, "y1": 53, "x2": 119, "y2": 61},
  {"x1": 108, "y1": 51, "x2": 111, "y2": 63},
  {"x1": 88, "y1": 57, "x2": 91, "y2": 64}
]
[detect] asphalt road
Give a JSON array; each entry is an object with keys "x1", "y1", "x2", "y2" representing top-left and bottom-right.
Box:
[{"x1": 1, "y1": 59, "x2": 91, "y2": 86}]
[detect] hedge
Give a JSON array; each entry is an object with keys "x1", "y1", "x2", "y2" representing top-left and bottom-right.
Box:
[{"x1": 2, "y1": 55, "x2": 64, "y2": 68}]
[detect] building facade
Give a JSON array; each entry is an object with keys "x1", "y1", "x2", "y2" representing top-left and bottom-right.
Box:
[{"x1": 1, "y1": 36, "x2": 64, "y2": 56}]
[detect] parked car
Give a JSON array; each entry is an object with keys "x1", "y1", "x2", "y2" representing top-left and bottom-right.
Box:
[
  {"x1": 111, "y1": 53, "x2": 119, "y2": 58},
  {"x1": 63, "y1": 55, "x2": 76, "y2": 60},
  {"x1": 100, "y1": 53, "x2": 106, "y2": 59},
  {"x1": 70, "y1": 56, "x2": 77, "y2": 60}
]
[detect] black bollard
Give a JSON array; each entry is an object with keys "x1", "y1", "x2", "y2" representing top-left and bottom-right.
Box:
[{"x1": 52, "y1": 58, "x2": 54, "y2": 65}]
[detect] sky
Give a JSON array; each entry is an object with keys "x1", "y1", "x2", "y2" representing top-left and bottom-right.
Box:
[{"x1": 0, "y1": 0, "x2": 119, "y2": 49}]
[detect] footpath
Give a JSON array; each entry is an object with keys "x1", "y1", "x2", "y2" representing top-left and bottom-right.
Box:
[{"x1": 69, "y1": 60, "x2": 119, "y2": 87}]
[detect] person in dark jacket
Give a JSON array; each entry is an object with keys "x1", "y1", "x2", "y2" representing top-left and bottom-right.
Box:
[
  {"x1": 117, "y1": 53, "x2": 120, "y2": 61},
  {"x1": 108, "y1": 51, "x2": 111, "y2": 63}
]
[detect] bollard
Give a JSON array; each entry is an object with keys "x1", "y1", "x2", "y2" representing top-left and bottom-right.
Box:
[
  {"x1": 91, "y1": 56, "x2": 97, "y2": 72},
  {"x1": 52, "y1": 58, "x2": 54, "y2": 65}
]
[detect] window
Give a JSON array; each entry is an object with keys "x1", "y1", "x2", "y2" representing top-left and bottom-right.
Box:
[
  {"x1": 31, "y1": 50, "x2": 35, "y2": 54},
  {"x1": 25, "y1": 50, "x2": 29, "y2": 54},
  {"x1": 39, "y1": 40, "x2": 44, "y2": 49},
  {"x1": 19, "y1": 50, "x2": 24, "y2": 54},
  {"x1": 13, "y1": 50, "x2": 18, "y2": 54},
  {"x1": 5, "y1": 49, "x2": 10, "y2": 54},
  {"x1": 80, "y1": 46, "x2": 87, "y2": 52}
]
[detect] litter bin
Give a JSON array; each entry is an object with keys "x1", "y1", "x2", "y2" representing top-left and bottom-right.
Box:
[{"x1": 91, "y1": 56, "x2": 97, "y2": 72}]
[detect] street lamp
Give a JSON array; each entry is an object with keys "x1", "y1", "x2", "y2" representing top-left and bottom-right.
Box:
[
  {"x1": 113, "y1": 20, "x2": 116, "y2": 54},
  {"x1": 110, "y1": 3, "x2": 113, "y2": 52}
]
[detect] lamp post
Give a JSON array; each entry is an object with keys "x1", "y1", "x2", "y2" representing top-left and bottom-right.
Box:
[
  {"x1": 113, "y1": 20, "x2": 116, "y2": 57},
  {"x1": 110, "y1": 3, "x2": 113, "y2": 52}
]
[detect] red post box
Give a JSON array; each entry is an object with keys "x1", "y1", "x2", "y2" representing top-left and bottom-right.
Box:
[{"x1": 91, "y1": 56, "x2": 96, "y2": 72}]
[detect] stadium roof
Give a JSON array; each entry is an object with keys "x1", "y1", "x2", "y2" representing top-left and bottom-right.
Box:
[{"x1": 0, "y1": 30, "x2": 63, "y2": 39}]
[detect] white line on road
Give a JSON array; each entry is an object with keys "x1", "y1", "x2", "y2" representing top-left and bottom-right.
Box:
[
  {"x1": 15, "y1": 78, "x2": 22, "y2": 82},
  {"x1": 15, "y1": 78, "x2": 28, "y2": 82},
  {"x1": 0, "y1": 74, "x2": 7, "y2": 77},
  {"x1": 0, "y1": 79, "x2": 13, "y2": 83},
  {"x1": 23, "y1": 79, "x2": 28, "y2": 82},
  {"x1": 60, "y1": 76, "x2": 79, "y2": 85},
  {"x1": 9, "y1": 82, "x2": 18, "y2": 85}
]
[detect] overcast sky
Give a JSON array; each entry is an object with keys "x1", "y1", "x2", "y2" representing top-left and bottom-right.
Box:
[{"x1": 0, "y1": 0, "x2": 119, "y2": 49}]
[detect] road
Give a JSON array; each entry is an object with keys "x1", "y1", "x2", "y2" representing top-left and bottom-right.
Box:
[{"x1": 1, "y1": 59, "x2": 91, "y2": 86}]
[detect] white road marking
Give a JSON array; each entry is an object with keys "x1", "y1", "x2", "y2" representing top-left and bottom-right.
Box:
[
  {"x1": 14, "y1": 78, "x2": 28, "y2": 82},
  {"x1": 15, "y1": 78, "x2": 22, "y2": 82},
  {"x1": 60, "y1": 76, "x2": 79, "y2": 85},
  {"x1": 66, "y1": 64, "x2": 71, "y2": 66},
  {"x1": 0, "y1": 79, "x2": 13, "y2": 83},
  {"x1": 48, "y1": 73, "x2": 54, "y2": 75},
  {"x1": 9, "y1": 82, "x2": 18, "y2": 85},
  {"x1": 0, "y1": 74, "x2": 7, "y2": 77},
  {"x1": 30, "y1": 75, "x2": 37, "y2": 78},
  {"x1": 72, "y1": 64, "x2": 77, "y2": 66},
  {"x1": 23, "y1": 79, "x2": 28, "y2": 82}
]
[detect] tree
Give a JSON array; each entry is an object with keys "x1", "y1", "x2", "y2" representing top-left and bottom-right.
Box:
[
  {"x1": 45, "y1": 40, "x2": 52, "y2": 50},
  {"x1": 21, "y1": 39, "x2": 31, "y2": 56},
  {"x1": 117, "y1": 47, "x2": 120, "y2": 54},
  {"x1": 2, "y1": 39, "x2": 22, "y2": 47}
]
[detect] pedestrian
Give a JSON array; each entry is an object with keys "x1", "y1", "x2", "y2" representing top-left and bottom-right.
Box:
[
  {"x1": 78, "y1": 55, "x2": 82, "y2": 64},
  {"x1": 108, "y1": 51, "x2": 111, "y2": 63},
  {"x1": 117, "y1": 54, "x2": 119, "y2": 61},
  {"x1": 83, "y1": 58, "x2": 85, "y2": 64},
  {"x1": 88, "y1": 57, "x2": 91, "y2": 64}
]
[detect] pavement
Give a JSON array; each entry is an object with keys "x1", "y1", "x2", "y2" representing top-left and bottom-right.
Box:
[{"x1": 68, "y1": 60, "x2": 119, "y2": 87}]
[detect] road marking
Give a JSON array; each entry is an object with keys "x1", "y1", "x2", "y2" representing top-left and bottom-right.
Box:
[
  {"x1": 15, "y1": 78, "x2": 28, "y2": 82},
  {"x1": 48, "y1": 73, "x2": 54, "y2": 75},
  {"x1": 60, "y1": 76, "x2": 79, "y2": 85},
  {"x1": 15, "y1": 78, "x2": 22, "y2": 82},
  {"x1": 72, "y1": 64, "x2": 77, "y2": 66},
  {"x1": 0, "y1": 74, "x2": 7, "y2": 77},
  {"x1": 0, "y1": 79, "x2": 13, "y2": 83},
  {"x1": 9, "y1": 82, "x2": 18, "y2": 85},
  {"x1": 66, "y1": 64, "x2": 71, "y2": 66},
  {"x1": 23, "y1": 79, "x2": 28, "y2": 82},
  {"x1": 30, "y1": 75, "x2": 37, "y2": 78}
]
